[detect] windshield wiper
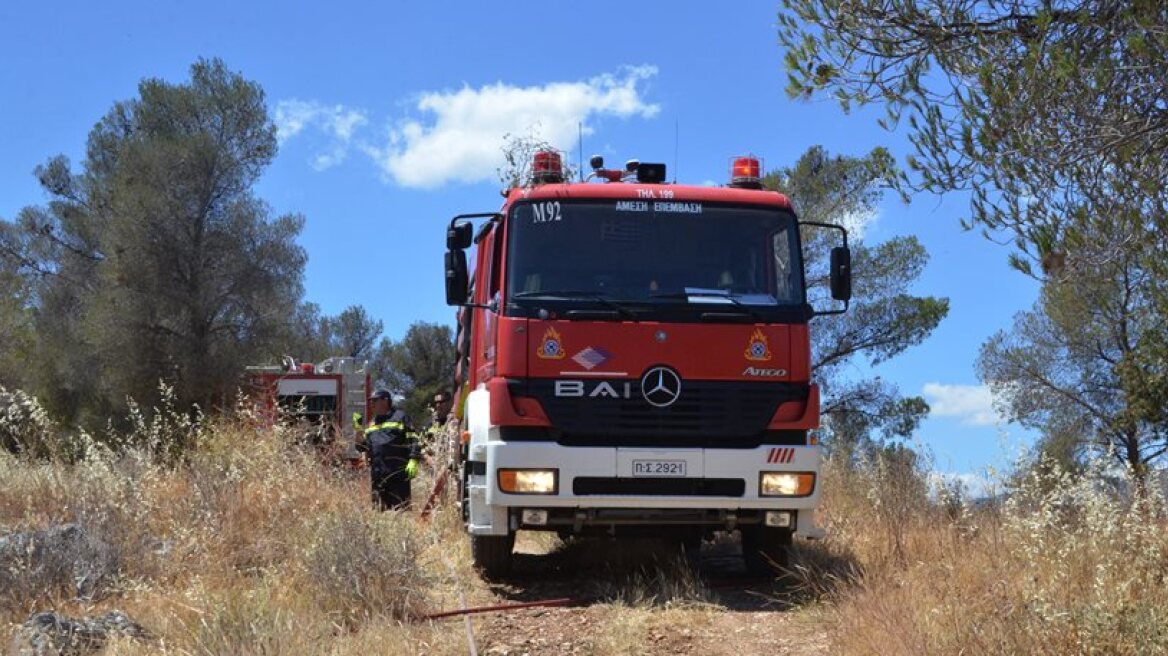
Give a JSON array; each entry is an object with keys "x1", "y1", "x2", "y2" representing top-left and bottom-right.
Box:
[
  {"x1": 649, "y1": 291, "x2": 764, "y2": 322},
  {"x1": 511, "y1": 290, "x2": 638, "y2": 319}
]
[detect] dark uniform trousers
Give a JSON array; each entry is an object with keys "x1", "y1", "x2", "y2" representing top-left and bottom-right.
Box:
[{"x1": 358, "y1": 410, "x2": 417, "y2": 510}]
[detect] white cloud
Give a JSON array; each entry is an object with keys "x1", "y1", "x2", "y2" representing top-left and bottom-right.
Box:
[
  {"x1": 274, "y1": 100, "x2": 368, "y2": 171},
  {"x1": 362, "y1": 66, "x2": 660, "y2": 188},
  {"x1": 922, "y1": 382, "x2": 999, "y2": 426},
  {"x1": 273, "y1": 100, "x2": 315, "y2": 142}
]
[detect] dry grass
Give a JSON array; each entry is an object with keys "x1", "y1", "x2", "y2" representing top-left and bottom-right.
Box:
[
  {"x1": 811, "y1": 456, "x2": 1168, "y2": 655},
  {"x1": 0, "y1": 391, "x2": 460, "y2": 654},
  {"x1": 5, "y1": 385, "x2": 1167, "y2": 654}
]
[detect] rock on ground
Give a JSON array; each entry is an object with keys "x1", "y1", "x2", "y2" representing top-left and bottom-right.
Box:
[{"x1": 8, "y1": 610, "x2": 150, "y2": 656}]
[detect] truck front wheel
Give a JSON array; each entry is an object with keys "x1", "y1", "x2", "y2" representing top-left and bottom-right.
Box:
[
  {"x1": 471, "y1": 533, "x2": 514, "y2": 579},
  {"x1": 741, "y1": 526, "x2": 792, "y2": 576}
]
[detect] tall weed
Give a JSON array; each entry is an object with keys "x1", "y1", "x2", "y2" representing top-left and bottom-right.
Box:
[
  {"x1": 0, "y1": 386, "x2": 83, "y2": 461},
  {"x1": 299, "y1": 513, "x2": 429, "y2": 624},
  {"x1": 826, "y1": 456, "x2": 1168, "y2": 655}
]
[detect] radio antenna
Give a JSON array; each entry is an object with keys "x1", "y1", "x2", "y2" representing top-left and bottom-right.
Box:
[
  {"x1": 673, "y1": 118, "x2": 679, "y2": 183},
  {"x1": 578, "y1": 122, "x2": 584, "y2": 182}
]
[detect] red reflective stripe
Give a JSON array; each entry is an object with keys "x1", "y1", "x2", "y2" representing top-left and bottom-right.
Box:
[{"x1": 766, "y1": 447, "x2": 799, "y2": 464}]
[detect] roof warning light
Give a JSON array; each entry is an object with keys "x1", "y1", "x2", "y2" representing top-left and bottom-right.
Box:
[
  {"x1": 729, "y1": 155, "x2": 763, "y2": 189},
  {"x1": 532, "y1": 150, "x2": 564, "y2": 184}
]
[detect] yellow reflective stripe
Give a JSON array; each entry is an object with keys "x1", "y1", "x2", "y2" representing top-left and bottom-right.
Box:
[{"x1": 364, "y1": 421, "x2": 405, "y2": 434}]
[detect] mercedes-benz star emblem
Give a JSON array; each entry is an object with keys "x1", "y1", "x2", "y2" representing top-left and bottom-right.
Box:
[{"x1": 641, "y1": 366, "x2": 682, "y2": 408}]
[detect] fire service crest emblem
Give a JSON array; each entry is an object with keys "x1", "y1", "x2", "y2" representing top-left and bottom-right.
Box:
[
  {"x1": 744, "y1": 328, "x2": 772, "y2": 362},
  {"x1": 537, "y1": 327, "x2": 566, "y2": 360}
]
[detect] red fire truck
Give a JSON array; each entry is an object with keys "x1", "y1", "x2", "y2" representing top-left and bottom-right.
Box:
[
  {"x1": 444, "y1": 153, "x2": 851, "y2": 576},
  {"x1": 245, "y1": 356, "x2": 370, "y2": 463}
]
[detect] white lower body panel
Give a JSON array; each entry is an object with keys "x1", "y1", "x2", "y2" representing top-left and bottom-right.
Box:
[{"x1": 467, "y1": 438, "x2": 824, "y2": 539}]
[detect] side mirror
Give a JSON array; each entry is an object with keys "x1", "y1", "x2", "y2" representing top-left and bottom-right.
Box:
[
  {"x1": 447, "y1": 222, "x2": 473, "y2": 250},
  {"x1": 830, "y1": 246, "x2": 852, "y2": 302},
  {"x1": 444, "y1": 249, "x2": 468, "y2": 306}
]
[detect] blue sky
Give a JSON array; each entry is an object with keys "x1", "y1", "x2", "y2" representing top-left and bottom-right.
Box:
[{"x1": 0, "y1": 1, "x2": 1039, "y2": 483}]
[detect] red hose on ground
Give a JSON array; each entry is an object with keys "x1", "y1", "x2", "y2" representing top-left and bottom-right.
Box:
[
  {"x1": 424, "y1": 597, "x2": 575, "y2": 621},
  {"x1": 419, "y1": 467, "x2": 449, "y2": 520}
]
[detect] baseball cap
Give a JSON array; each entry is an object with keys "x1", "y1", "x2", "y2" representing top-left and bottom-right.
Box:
[{"x1": 369, "y1": 388, "x2": 393, "y2": 401}]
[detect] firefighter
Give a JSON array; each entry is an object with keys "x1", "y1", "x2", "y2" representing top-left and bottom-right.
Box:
[
  {"x1": 425, "y1": 393, "x2": 452, "y2": 438},
  {"x1": 356, "y1": 388, "x2": 418, "y2": 510},
  {"x1": 420, "y1": 392, "x2": 454, "y2": 464}
]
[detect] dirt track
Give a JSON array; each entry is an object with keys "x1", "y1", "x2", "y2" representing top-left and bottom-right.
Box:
[
  {"x1": 476, "y1": 603, "x2": 830, "y2": 656},
  {"x1": 460, "y1": 535, "x2": 832, "y2": 656}
]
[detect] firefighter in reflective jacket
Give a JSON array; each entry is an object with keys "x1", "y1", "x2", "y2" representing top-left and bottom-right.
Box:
[{"x1": 356, "y1": 389, "x2": 418, "y2": 510}]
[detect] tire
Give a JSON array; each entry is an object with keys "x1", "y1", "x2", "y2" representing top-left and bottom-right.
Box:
[
  {"x1": 742, "y1": 527, "x2": 792, "y2": 577},
  {"x1": 471, "y1": 533, "x2": 514, "y2": 579}
]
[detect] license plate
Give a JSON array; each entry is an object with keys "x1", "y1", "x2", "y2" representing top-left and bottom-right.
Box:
[{"x1": 632, "y1": 460, "x2": 687, "y2": 477}]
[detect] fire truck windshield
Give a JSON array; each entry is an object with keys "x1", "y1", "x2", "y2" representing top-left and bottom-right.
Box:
[{"x1": 505, "y1": 201, "x2": 804, "y2": 321}]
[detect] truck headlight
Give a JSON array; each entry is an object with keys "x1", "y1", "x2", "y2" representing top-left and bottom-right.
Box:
[
  {"x1": 498, "y1": 468, "x2": 558, "y2": 494},
  {"x1": 760, "y1": 472, "x2": 815, "y2": 497}
]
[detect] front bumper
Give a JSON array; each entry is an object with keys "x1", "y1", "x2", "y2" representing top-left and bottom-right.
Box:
[{"x1": 467, "y1": 440, "x2": 825, "y2": 538}]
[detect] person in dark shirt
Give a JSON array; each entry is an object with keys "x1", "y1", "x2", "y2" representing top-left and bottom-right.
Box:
[{"x1": 356, "y1": 389, "x2": 418, "y2": 510}]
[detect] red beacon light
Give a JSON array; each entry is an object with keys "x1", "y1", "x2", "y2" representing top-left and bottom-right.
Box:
[
  {"x1": 532, "y1": 150, "x2": 565, "y2": 184},
  {"x1": 729, "y1": 155, "x2": 763, "y2": 189}
]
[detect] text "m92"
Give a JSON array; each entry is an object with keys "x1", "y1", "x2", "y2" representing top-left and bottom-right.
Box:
[{"x1": 532, "y1": 201, "x2": 562, "y2": 223}]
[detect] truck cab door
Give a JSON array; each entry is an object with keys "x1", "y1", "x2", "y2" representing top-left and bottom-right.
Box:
[{"x1": 473, "y1": 225, "x2": 501, "y2": 385}]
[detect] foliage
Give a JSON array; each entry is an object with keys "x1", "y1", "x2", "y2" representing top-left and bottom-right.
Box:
[
  {"x1": 764, "y1": 144, "x2": 905, "y2": 229},
  {"x1": 371, "y1": 321, "x2": 456, "y2": 420},
  {"x1": 0, "y1": 525, "x2": 120, "y2": 617},
  {"x1": 3, "y1": 388, "x2": 1166, "y2": 653},
  {"x1": 496, "y1": 128, "x2": 578, "y2": 190},
  {"x1": 301, "y1": 513, "x2": 427, "y2": 624},
  {"x1": 822, "y1": 454, "x2": 1168, "y2": 655},
  {"x1": 1, "y1": 58, "x2": 306, "y2": 423},
  {"x1": 0, "y1": 395, "x2": 441, "y2": 649},
  {"x1": 817, "y1": 441, "x2": 933, "y2": 570},
  {"x1": 118, "y1": 382, "x2": 208, "y2": 465},
  {"x1": 766, "y1": 146, "x2": 948, "y2": 453},
  {"x1": 779, "y1": 0, "x2": 1168, "y2": 474},
  {"x1": 0, "y1": 223, "x2": 34, "y2": 390},
  {"x1": 778, "y1": 0, "x2": 1168, "y2": 272},
  {"x1": 326, "y1": 305, "x2": 383, "y2": 360},
  {"x1": 275, "y1": 302, "x2": 384, "y2": 364},
  {"x1": 979, "y1": 238, "x2": 1168, "y2": 476},
  {"x1": 0, "y1": 386, "x2": 69, "y2": 460},
  {"x1": 279, "y1": 301, "x2": 336, "y2": 363}
]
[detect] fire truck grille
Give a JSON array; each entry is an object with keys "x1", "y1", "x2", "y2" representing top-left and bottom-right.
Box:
[{"x1": 521, "y1": 379, "x2": 808, "y2": 448}]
